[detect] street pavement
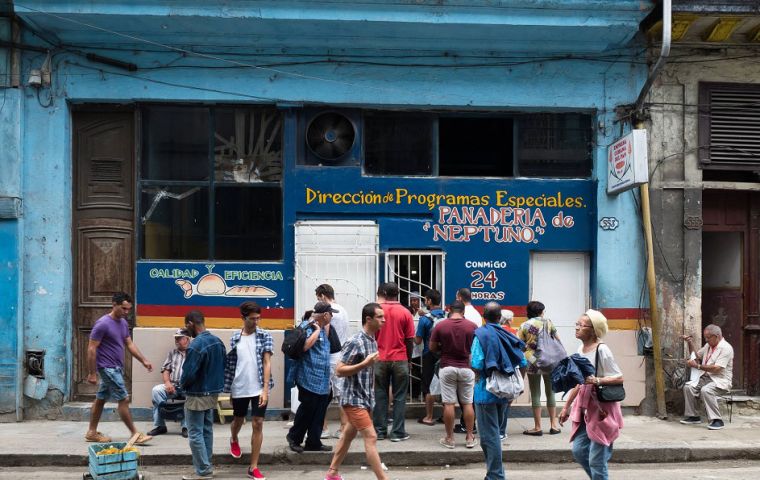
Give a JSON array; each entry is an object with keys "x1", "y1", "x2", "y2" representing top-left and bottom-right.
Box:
[
  {"x1": 1, "y1": 415, "x2": 759, "y2": 468},
  {"x1": 2, "y1": 461, "x2": 760, "y2": 480}
]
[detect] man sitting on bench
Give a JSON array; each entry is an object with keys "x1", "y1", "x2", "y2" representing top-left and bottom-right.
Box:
[{"x1": 149, "y1": 328, "x2": 190, "y2": 437}]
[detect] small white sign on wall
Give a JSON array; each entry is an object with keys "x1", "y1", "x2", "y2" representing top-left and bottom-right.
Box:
[{"x1": 607, "y1": 129, "x2": 649, "y2": 195}]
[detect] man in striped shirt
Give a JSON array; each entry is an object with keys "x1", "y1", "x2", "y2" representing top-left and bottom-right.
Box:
[
  {"x1": 149, "y1": 329, "x2": 190, "y2": 437},
  {"x1": 324, "y1": 303, "x2": 388, "y2": 480}
]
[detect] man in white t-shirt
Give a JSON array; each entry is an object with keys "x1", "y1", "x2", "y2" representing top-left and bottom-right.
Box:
[
  {"x1": 316, "y1": 283, "x2": 351, "y2": 439},
  {"x1": 224, "y1": 302, "x2": 274, "y2": 480},
  {"x1": 680, "y1": 324, "x2": 734, "y2": 431},
  {"x1": 457, "y1": 288, "x2": 482, "y2": 328}
]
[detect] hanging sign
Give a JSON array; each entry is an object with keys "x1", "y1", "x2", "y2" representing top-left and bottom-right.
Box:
[{"x1": 607, "y1": 129, "x2": 649, "y2": 194}]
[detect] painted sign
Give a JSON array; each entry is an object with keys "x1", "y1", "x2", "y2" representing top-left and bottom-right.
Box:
[
  {"x1": 136, "y1": 262, "x2": 292, "y2": 328},
  {"x1": 607, "y1": 129, "x2": 649, "y2": 194}
]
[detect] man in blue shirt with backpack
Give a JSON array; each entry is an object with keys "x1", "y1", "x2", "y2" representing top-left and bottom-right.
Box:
[{"x1": 414, "y1": 289, "x2": 446, "y2": 426}]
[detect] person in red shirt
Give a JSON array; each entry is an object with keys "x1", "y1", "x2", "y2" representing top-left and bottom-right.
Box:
[{"x1": 372, "y1": 282, "x2": 415, "y2": 442}]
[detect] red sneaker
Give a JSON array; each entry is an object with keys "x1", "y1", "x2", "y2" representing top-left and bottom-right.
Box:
[
  {"x1": 230, "y1": 438, "x2": 242, "y2": 458},
  {"x1": 248, "y1": 467, "x2": 266, "y2": 480}
]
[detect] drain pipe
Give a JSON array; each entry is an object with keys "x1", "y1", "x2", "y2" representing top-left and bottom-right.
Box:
[{"x1": 636, "y1": 0, "x2": 671, "y2": 419}]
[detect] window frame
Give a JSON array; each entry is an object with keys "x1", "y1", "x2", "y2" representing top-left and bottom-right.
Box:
[
  {"x1": 137, "y1": 104, "x2": 284, "y2": 262},
  {"x1": 699, "y1": 82, "x2": 760, "y2": 171}
]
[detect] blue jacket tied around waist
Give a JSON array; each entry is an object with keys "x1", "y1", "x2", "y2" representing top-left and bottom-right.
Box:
[{"x1": 474, "y1": 323, "x2": 526, "y2": 376}]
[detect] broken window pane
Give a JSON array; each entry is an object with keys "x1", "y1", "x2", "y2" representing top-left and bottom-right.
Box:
[
  {"x1": 141, "y1": 186, "x2": 209, "y2": 260},
  {"x1": 214, "y1": 108, "x2": 283, "y2": 183}
]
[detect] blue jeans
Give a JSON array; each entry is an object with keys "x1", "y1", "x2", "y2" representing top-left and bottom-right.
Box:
[
  {"x1": 475, "y1": 402, "x2": 506, "y2": 480},
  {"x1": 185, "y1": 408, "x2": 214, "y2": 476},
  {"x1": 151, "y1": 384, "x2": 186, "y2": 429},
  {"x1": 373, "y1": 360, "x2": 409, "y2": 438},
  {"x1": 572, "y1": 419, "x2": 613, "y2": 479},
  {"x1": 499, "y1": 401, "x2": 511, "y2": 437}
]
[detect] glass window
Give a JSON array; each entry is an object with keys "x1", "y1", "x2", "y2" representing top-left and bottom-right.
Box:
[
  {"x1": 516, "y1": 113, "x2": 592, "y2": 177},
  {"x1": 141, "y1": 106, "x2": 209, "y2": 181},
  {"x1": 438, "y1": 117, "x2": 514, "y2": 177},
  {"x1": 140, "y1": 105, "x2": 283, "y2": 261},
  {"x1": 214, "y1": 186, "x2": 282, "y2": 261},
  {"x1": 364, "y1": 112, "x2": 434, "y2": 175},
  {"x1": 215, "y1": 108, "x2": 283, "y2": 183},
  {"x1": 141, "y1": 186, "x2": 209, "y2": 260}
]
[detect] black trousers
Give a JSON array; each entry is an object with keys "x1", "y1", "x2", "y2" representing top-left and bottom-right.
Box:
[{"x1": 288, "y1": 385, "x2": 331, "y2": 449}]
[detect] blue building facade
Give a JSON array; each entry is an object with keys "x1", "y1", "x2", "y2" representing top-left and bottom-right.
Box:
[{"x1": 1, "y1": 0, "x2": 653, "y2": 418}]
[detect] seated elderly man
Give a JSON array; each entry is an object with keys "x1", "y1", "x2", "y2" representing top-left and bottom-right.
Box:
[
  {"x1": 680, "y1": 324, "x2": 734, "y2": 430},
  {"x1": 148, "y1": 328, "x2": 190, "y2": 437}
]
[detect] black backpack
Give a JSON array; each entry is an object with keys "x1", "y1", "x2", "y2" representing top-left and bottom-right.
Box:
[{"x1": 281, "y1": 324, "x2": 309, "y2": 359}]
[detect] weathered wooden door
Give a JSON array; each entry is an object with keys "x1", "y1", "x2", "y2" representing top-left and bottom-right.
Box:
[
  {"x1": 702, "y1": 190, "x2": 760, "y2": 394},
  {"x1": 72, "y1": 111, "x2": 135, "y2": 400}
]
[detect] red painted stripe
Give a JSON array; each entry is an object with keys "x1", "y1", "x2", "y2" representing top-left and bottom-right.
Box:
[{"x1": 138, "y1": 305, "x2": 295, "y2": 319}]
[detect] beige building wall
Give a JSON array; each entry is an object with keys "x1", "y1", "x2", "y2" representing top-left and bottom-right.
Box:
[{"x1": 131, "y1": 328, "x2": 286, "y2": 409}]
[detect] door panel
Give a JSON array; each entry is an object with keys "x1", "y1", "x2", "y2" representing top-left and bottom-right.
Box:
[{"x1": 73, "y1": 111, "x2": 135, "y2": 400}]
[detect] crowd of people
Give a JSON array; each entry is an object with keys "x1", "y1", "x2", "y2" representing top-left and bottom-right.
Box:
[{"x1": 82, "y1": 286, "x2": 734, "y2": 480}]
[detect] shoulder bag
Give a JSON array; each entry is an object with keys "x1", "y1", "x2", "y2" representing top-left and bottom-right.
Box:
[
  {"x1": 595, "y1": 343, "x2": 625, "y2": 402},
  {"x1": 535, "y1": 319, "x2": 567, "y2": 373}
]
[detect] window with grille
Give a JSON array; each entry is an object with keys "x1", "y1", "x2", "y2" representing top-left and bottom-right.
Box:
[{"x1": 699, "y1": 82, "x2": 760, "y2": 171}]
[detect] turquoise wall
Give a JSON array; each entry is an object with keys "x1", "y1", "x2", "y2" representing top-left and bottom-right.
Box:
[{"x1": 5, "y1": 0, "x2": 652, "y2": 408}]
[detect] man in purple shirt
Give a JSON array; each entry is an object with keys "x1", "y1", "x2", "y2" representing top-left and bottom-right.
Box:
[{"x1": 85, "y1": 292, "x2": 154, "y2": 444}]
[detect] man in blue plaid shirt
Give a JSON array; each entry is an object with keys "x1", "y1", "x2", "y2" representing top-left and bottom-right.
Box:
[
  {"x1": 224, "y1": 302, "x2": 274, "y2": 480},
  {"x1": 324, "y1": 303, "x2": 389, "y2": 480}
]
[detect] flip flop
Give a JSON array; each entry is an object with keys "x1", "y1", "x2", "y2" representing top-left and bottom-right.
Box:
[
  {"x1": 439, "y1": 437, "x2": 455, "y2": 449},
  {"x1": 417, "y1": 418, "x2": 436, "y2": 426}
]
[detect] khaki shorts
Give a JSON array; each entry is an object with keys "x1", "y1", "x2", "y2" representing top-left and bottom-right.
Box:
[{"x1": 439, "y1": 366, "x2": 475, "y2": 405}]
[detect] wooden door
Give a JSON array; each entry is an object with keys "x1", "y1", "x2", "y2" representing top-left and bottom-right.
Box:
[
  {"x1": 72, "y1": 111, "x2": 135, "y2": 400},
  {"x1": 702, "y1": 190, "x2": 760, "y2": 394}
]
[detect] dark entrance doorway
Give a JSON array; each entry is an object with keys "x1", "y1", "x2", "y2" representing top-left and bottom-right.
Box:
[
  {"x1": 702, "y1": 190, "x2": 760, "y2": 394},
  {"x1": 72, "y1": 110, "x2": 135, "y2": 400}
]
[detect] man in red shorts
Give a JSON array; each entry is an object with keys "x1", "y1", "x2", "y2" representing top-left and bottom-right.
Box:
[{"x1": 324, "y1": 303, "x2": 388, "y2": 480}]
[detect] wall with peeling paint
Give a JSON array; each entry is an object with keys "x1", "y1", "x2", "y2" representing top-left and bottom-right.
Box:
[{"x1": 5, "y1": 1, "x2": 654, "y2": 417}]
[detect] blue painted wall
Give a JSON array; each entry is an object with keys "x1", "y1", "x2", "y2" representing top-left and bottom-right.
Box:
[{"x1": 6, "y1": 1, "x2": 651, "y2": 410}]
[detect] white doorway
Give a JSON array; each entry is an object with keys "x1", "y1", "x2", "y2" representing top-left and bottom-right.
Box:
[
  {"x1": 294, "y1": 221, "x2": 379, "y2": 335},
  {"x1": 530, "y1": 252, "x2": 590, "y2": 359}
]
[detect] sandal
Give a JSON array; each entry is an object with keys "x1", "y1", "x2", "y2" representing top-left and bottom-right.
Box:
[
  {"x1": 85, "y1": 431, "x2": 111, "y2": 443},
  {"x1": 439, "y1": 437, "x2": 455, "y2": 449},
  {"x1": 132, "y1": 432, "x2": 153, "y2": 445},
  {"x1": 465, "y1": 438, "x2": 479, "y2": 449},
  {"x1": 417, "y1": 418, "x2": 436, "y2": 426}
]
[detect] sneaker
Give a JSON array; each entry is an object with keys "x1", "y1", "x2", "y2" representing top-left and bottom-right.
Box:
[
  {"x1": 376, "y1": 432, "x2": 386, "y2": 440},
  {"x1": 148, "y1": 426, "x2": 167, "y2": 436},
  {"x1": 389, "y1": 434, "x2": 410, "y2": 442},
  {"x1": 331, "y1": 430, "x2": 342, "y2": 439},
  {"x1": 500, "y1": 433, "x2": 508, "y2": 441},
  {"x1": 230, "y1": 438, "x2": 242, "y2": 458},
  {"x1": 182, "y1": 473, "x2": 213, "y2": 480},
  {"x1": 248, "y1": 467, "x2": 266, "y2": 480},
  {"x1": 707, "y1": 419, "x2": 725, "y2": 430},
  {"x1": 454, "y1": 424, "x2": 476, "y2": 434},
  {"x1": 286, "y1": 435, "x2": 304, "y2": 453},
  {"x1": 324, "y1": 474, "x2": 344, "y2": 480},
  {"x1": 182, "y1": 427, "x2": 189, "y2": 438},
  {"x1": 320, "y1": 429, "x2": 330, "y2": 439},
  {"x1": 679, "y1": 416, "x2": 702, "y2": 425},
  {"x1": 133, "y1": 432, "x2": 153, "y2": 445}
]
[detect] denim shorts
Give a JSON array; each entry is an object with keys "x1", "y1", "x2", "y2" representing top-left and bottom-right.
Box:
[{"x1": 96, "y1": 367, "x2": 129, "y2": 402}]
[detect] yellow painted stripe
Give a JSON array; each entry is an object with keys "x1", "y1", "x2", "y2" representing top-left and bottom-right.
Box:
[
  {"x1": 705, "y1": 17, "x2": 743, "y2": 42},
  {"x1": 512, "y1": 318, "x2": 640, "y2": 330},
  {"x1": 137, "y1": 316, "x2": 294, "y2": 330}
]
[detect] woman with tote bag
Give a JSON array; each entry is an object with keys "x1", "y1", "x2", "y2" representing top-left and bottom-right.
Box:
[{"x1": 516, "y1": 301, "x2": 562, "y2": 435}]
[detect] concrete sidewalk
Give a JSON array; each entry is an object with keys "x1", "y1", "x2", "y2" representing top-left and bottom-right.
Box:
[{"x1": 1, "y1": 415, "x2": 759, "y2": 468}]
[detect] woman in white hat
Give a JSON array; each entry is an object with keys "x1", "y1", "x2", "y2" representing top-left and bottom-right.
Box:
[{"x1": 559, "y1": 309, "x2": 624, "y2": 479}]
